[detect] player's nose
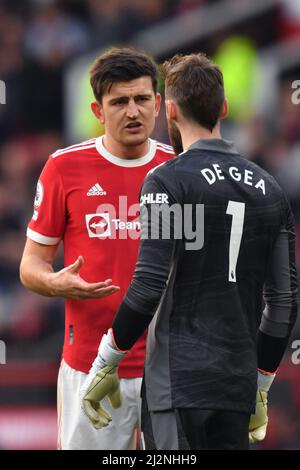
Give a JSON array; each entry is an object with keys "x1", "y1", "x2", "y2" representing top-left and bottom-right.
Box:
[{"x1": 126, "y1": 98, "x2": 139, "y2": 118}]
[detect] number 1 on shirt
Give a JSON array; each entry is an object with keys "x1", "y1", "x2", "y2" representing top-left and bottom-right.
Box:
[{"x1": 226, "y1": 201, "x2": 245, "y2": 283}]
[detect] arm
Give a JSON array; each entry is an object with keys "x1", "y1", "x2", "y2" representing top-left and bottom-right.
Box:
[
  {"x1": 81, "y1": 167, "x2": 179, "y2": 427},
  {"x1": 249, "y1": 199, "x2": 298, "y2": 443},
  {"x1": 114, "y1": 170, "x2": 178, "y2": 347},
  {"x1": 20, "y1": 238, "x2": 119, "y2": 300},
  {"x1": 20, "y1": 238, "x2": 59, "y2": 297},
  {"x1": 258, "y1": 216, "x2": 298, "y2": 371},
  {"x1": 22, "y1": 156, "x2": 119, "y2": 300}
]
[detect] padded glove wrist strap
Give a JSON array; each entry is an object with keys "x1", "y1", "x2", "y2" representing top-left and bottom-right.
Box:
[
  {"x1": 98, "y1": 328, "x2": 128, "y2": 367},
  {"x1": 257, "y1": 369, "x2": 276, "y2": 392}
]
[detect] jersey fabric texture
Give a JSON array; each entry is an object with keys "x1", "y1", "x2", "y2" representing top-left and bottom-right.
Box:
[
  {"x1": 27, "y1": 136, "x2": 174, "y2": 376},
  {"x1": 117, "y1": 138, "x2": 297, "y2": 413},
  {"x1": 141, "y1": 393, "x2": 250, "y2": 450}
]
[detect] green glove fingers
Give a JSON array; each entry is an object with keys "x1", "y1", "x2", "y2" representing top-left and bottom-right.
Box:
[
  {"x1": 82, "y1": 365, "x2": 121, "y2": 429},
  {"x1": 82, "y1": 399, "x2": 112, "y2": 429},
  {"x1": 107, "y1": 385, "x2": 122, "y2": 409},
  {"x1": 249, "y1": 390, "x2": 268, "y2": 444}
]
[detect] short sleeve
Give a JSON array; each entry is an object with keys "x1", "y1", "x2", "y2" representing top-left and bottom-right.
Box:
[{"x1": 27, "y1": 157, "x2": 66, "y2": 245}]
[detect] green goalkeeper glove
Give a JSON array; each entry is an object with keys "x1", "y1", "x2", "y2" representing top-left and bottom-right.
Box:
[
  {"x1": 80, "y1": 329, "x2": 128, "y2": 429},
  {"x1": 82, "y1": 365, "x2": 121, "y2": 429},
  {"x1": 249, "y1": 390, "x2": 268, "y2": 443},
  {"x1": 249, "y1": 370, "x2": 275, "y2": 444}
]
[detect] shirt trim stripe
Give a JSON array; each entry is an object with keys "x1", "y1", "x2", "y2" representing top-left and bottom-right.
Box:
[
  {"x1": 156, "y1": 142, "x2": 173, "y2": 150},
  {"x1": 95, "y1": 136, "x2": 157, "y2": 167},
  {"x1": 156, "y1": 145, "x2": 175, "y2": 155},
  {"x1": 52, "y1": 139, "x2": 96, "y2": 157},
  {"x1": 27, "y1": 228, "x2": 61, "y2": 245},
  {"x1": 52, "y1": 144, "x2": 96, "y2": 159}
]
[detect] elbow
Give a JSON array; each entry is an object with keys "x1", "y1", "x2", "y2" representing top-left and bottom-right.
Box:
[
  {"x1": 19, "y1": 267, "x2": 26, "y2": 288},
  {"x1": 125, "y1": 278, "x2": 167, "y2": 316},
  {"x1": 19, "y1": 261, "x2": 29, "y2": 290},
  {"x1": 261, "y1": 301, "x2": 298, "y2": 338}
]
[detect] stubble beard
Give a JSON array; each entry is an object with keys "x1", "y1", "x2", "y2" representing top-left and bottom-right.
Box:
[
  {"x1": 168, "y1": 120, "x2": 183, "y2": 156},
  {"x1": 122, "y1": 135, "x2": 148, "y2": 147}
]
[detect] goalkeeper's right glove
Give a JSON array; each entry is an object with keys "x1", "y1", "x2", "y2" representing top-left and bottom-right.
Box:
[
  {"x1": 249, "y1": 369, "x2": 275, "y2": 444},
  {"x1": 80, "y1": 329, "x2": 128, "y2": 429},
  {"x1": 82, "y1": 365, "x2": 121, "y2": 429}
]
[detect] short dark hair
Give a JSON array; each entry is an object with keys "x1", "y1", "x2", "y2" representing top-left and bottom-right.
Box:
[
  {"x1": 90, "y1": 47, "x2": 158, "y2": 102},
  {"x1": 161, "y1": 53, "x2": 225, "y2": 131}
]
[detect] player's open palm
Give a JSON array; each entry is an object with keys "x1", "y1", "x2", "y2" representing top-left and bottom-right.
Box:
[{"x1": 49, "y1": 256, "x2": 120, "y2": 299}]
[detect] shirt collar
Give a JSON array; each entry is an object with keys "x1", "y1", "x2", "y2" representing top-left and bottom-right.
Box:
[
  {"x1": 96, "y1": 136, "x2": 157, "y2": 167},
  {"x1": 188, "y1": 138, "x2": 239, "y2": 155}
]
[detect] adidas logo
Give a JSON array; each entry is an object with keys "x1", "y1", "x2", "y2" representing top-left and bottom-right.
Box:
[{"x1": 87, "y1": 183, "x2": 107, "y2": 196}]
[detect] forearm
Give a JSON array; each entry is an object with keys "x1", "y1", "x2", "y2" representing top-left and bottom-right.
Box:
[
  {"x1": 20, "y1": 254, "x2": 56, "y2": 296},
  {"x1": 260, "y1": 218, "x2": 298, "y2": 372},
  {"x1": 112, "y1": 301, "x2": 152, "y2": 350},
  {"x1": 110, "y1": 172, "x2": 178, "y2": 350},
  {"x1": 257, "y1": 330, "x2": 290, "y2": 373},
  {"x1": 111, "y1": 236, "x2": 175, "y2": 350}
]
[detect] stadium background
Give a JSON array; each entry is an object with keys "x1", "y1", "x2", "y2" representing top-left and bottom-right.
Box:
[{"x1": 0, "y1": 0, "x2": 300, "y2": 450}]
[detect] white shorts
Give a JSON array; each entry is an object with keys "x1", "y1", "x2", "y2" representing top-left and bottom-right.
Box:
[{"x1": 57, "y1": 360, "x2": 142, "y2": 450}]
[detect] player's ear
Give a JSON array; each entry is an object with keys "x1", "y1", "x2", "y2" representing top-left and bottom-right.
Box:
[
  {"x1": 220, "y1": 99, "x2": 228, "y2": 120},
  {"x1": 91, "y1": 101, "x2": 105, "y2": 124},
  {"x1": 165, "y1": 99, "x2": 177, "y2": 121},
  {"x1": 154, "y1": 92, "x2": 161, "y2": 117}
]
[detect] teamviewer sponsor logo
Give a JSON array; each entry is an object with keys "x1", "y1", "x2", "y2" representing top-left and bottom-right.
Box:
[{"x1": 86, "y1": 213, "x2": 111, "y2": 238}]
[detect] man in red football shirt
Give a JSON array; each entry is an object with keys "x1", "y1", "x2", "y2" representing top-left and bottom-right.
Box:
[{"x1": 19, "y1": 47, "x2": 174, "y2": 450}]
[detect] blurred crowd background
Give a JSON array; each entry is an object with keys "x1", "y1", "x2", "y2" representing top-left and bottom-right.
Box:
[{"x1": 0, "y1": 0, "x2": 300, "y2": 450}]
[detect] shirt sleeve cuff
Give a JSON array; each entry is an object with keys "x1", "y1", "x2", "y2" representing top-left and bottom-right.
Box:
[{"x1": 27, "y1": 228, "x2": 61, "y2": 245}]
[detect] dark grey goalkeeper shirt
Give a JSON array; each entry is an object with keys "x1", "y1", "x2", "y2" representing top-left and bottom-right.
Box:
[{"x1": 112, "y1": 139, "x2": 298, "y2": 413}]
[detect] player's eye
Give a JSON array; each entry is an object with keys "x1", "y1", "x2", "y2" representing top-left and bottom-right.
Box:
[
  {"x1": 135, "y1": 96, "x2": 150, "y2": 103},
  {"x1": 112, "y1": 99, "x2": 127, "y2": 106}
]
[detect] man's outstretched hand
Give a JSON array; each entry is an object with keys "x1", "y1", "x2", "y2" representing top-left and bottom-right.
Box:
[{"x1": 47, "y1": 256, "x2": 120, "y2": 299}]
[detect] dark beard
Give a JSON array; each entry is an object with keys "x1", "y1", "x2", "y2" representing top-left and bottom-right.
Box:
[{"x1": 167, "y1": 120, "x2": 183, "y2": 156}]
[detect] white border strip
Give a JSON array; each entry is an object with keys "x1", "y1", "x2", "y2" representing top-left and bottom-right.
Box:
[
  {"x1": 96, "y1": 136, "x2": 157, "y2": 167},
  {"x1": 52, "y1": 138, "x2": 96, "y2": 156},
  {"x1": 52, "y1": 143, "x2": 96, "y2": 159},
  {"x1": 156, "y1": 142, "x2": 173, "y2": 150},
  {"x1": 27, "y1": 228, "x2": 61, "y2": 245},
  {"x1": 156, "y1": 145, "x2": 174, "y2": 155}
]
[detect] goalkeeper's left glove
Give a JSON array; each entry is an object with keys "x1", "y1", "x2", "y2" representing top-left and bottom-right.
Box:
[
  {"x1": 249, "y1": 369, "x2": 276, "y2": 444},
  {"x1": 80, "y1": 329, "x2": 128, "y2": 429}
]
